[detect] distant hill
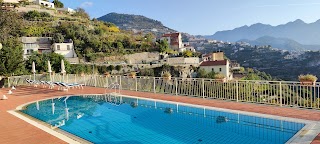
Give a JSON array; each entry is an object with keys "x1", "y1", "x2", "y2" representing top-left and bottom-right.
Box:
[
  {"x1": 98, "y1": 13, "x2": 176, "y2": 35},
  {"x1": 239, "y1": 36, "x2": 320, "y2": 51},
  {"x1": 205, "y1": 19, "x2": 320, "y2": 45},
  {"x1": 198, "y1": 42, "x2": 320, "y2": 80}
]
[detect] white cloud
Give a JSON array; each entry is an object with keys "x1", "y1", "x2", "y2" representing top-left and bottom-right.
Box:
[
  {"x1": 80, "y1": 1, "x2": 93, "y2": 8},
  {"x1": 255, "y1": 4, "x2": 281, "y2": 8},
  {"x1": 288, "y1": 3, "x2": 320, "y2": 6}
]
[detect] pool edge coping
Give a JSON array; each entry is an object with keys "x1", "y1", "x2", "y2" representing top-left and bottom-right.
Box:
[
  {"x1": 7, "y1": 110, "x2": 82, "y2": 144},
  {"x1": 10, "y1": 93, "x2": 320, "y2": 144}
]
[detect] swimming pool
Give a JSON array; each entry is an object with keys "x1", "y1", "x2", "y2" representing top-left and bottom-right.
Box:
[{"x1": 20, "y1": 94, "x2": 305, "y2": 144}]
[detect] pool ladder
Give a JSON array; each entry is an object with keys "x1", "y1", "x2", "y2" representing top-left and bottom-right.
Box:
[
  {"x1": 105, "y1": 82, "x2": 121, "y2": 94},
  {"x1": 105, "y1": 94, "x2": 123, "y2": 106}
]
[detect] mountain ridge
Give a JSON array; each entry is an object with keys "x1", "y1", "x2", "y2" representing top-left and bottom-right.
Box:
[
  {"x1": 205, "y1": 19, "x2": 320, "y2": 45},
  {"x1": 97, "y1": 12, "x2": 176, "y2": 35},
  {"x1": 238, "y1": 36, "x2": 320, "y2": 51}
]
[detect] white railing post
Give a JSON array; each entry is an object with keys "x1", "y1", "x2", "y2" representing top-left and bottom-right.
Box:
[
  {"x1": 104, "y1": 76, "x2": 109, "y2": 88},
  {"x1": 135, "y1": 77, "x2": 138, "y2": 91},
  {"x1": 153, "y1": 77, "x2": 156, "y2": 93},
  {"x1": 175, "y1": 78, "x2": 178, "y2": 95},
  {"x1": 67, "y1": 74, "x2": 69, "y2": 83},
  {"x1": 202, "y1": 79, "x2": 205, "y2": 98},
  {"x1": 279, "y1": 81, "x2": 282, "y2": 107},
  {"x1": 236, "y1": 80, "x2": 239, "y2": 102},
  {"x1": 94, "y1": 75, "x2": 97, "y2": 87},
  {"x1": 8, "y1": 77, "x2": 10, "y2": 88},
  {"x1": 119, "y1": 76, "x2": 122, "y2": 90}
]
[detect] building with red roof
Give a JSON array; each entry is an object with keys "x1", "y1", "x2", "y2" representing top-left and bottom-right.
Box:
[
  {"x1": 161, "y1": 32, "x2": 183, "y2": 51},
  {"x1": 200, "y1": 52, "x2": 233, "y2": 80}
]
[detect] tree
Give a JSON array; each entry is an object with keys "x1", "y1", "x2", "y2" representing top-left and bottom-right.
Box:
[
  {"x1": 182, "y1": 50, "x2": 193, "y2": 57},
  {"x1": 140, "y1": 68, "x2": 154, "y2": 76},
  {"x1": 144, "y1": 33, "x2": 155, "y2": 43},
  {"x1": 0, "y1": 11, "x2": 24, "y2": 42},
  {"x1": 53, "y1": 33, "x2": 64, "y2": 43},
  {"x1": 0, "y1": 38, "x2": 25, "y2": 76},
  {"x1": 206, "y1": 71, "x2": 217, "y2": 79},
  {"x1": 24, "y1": 10, "x2": 41, "y2": 19},
  {"x1": 107, "y1": 65, "x2": 115, "y2": 72},
  {"x1": 197, "y1": 68, "x2": 207, "y2": 78},
  {"x1": 116, "y1": 42, "x2": 124, "y2": 52},
  {"x1": 53, "y1": 0, "x2": 64, "y2": 8},
  {"x1": 115, "y1": 65, "x2": 122, "y2": 72},
  {"x1": 25, "y1": 53, "x2": 70, "y2": 74},
  {"x1": 159, "y1": 39, "x2": 169, "y2": 53},
  {"x1": 73, "y1": 8, "x2": 90, "y2": 19}
]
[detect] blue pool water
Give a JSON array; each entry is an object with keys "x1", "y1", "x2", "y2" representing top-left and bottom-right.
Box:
[{"x1": 21, "y1": 95, "x2": 305, "y2": 144}]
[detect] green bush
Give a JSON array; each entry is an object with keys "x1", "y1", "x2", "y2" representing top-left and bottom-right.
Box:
[{"x1": 298, "y1": 74, "x2": 317, "y2": 82}]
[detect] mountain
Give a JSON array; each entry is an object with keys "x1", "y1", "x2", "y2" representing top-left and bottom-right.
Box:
[
  {"x1": 97, "y1": 13, "x2": 176, "y2": 35},
  {"x1": 205, "y1": 19, "x2": 320, "y2": 45},
  {"x1": 239, "y1": 36, "x2": 320, "y2": 51}
]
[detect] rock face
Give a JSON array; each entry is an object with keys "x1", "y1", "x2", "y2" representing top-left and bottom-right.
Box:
[{"x1": 206, "y1": 19, "x2": 320, "y2": 45}]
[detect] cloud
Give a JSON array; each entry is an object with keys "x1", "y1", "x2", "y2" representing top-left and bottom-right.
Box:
[
  {"x1": 288, "y1": 3, "x2": 320, "y2": 6},
  {"x1": 255, "y1": 2, "x2": 320, "y2": 8},
  {"x1": 255, "y1": 4, "x2": 281, "y2": 8},
  {"x1": 80, "y1": 1, "x2": 93, "y2": 8}
]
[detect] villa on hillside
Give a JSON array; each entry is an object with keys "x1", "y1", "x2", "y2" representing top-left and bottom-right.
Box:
[
  {"x1": 52, "y1": 39, "x2": 78, "y2": 64},
  {"x1": 21, "y1": 37, "x2": 52, "y2": 59},
  {"x1": 1, "y1": 0, "x2": 19, "y2": 11},
  {"x1": 2, "y1": 0, "x2": 75, "y2": 14},
  {"x1": 200, "y1": 51, "x2": 234, "y2": 80},
  {"x1": 34, "y1": 0, "x2": 54, "y2": 8},
  {"x1": 56, "y1": 7, "x2": 75, "y2": 14},
  {"x1": 21, "y1": 37, "x2": 78, "y2": 63},
  {"x1": 161, "y1": 32, "x2": 195, "y2": 53},
  {"x1": 161, "y1": 33, "x2": 183, "y2": 50},
  {"x1": 52, "y1": 39, "x2": 77, "y2": 58}
]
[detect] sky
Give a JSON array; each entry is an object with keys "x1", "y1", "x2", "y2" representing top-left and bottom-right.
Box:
[{"x1": 60, "y1": 0, "x2": 320, "y2": 35}]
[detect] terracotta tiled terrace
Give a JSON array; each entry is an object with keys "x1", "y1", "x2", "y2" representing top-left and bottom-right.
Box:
[{"x1": 0, "y1": 86, "x2": 319, "y2": 144}]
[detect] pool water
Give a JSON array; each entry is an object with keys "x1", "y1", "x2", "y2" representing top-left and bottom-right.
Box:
[{"x1": 21, "y1": 95, "x2": 305, "y2": 144}]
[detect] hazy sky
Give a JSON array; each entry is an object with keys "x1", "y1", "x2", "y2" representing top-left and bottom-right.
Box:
[{"x1": 60, "y1": 0, "x2": 320, "y2": 35}]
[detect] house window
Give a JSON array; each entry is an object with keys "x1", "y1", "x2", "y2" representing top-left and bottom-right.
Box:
[
  {"x1": 57, "y1": 45, "x2": 60, "y2": 50},
  {"x1": 27, "y1": 49, "x2": 34, "y2": 54},
  {"x1": 67, "y1": 45, "x2": 70, "y2": 50},
  {"x1": 212, "y1": 68, "x2": 214, "y2": 72},
  {"x1": 219, "y1": 68, "x2": 222, "y2": 72}
]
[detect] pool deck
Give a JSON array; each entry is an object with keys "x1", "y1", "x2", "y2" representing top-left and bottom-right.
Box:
[{"x1": 0, "y1": 86, "x2": 319, "y2": 144}]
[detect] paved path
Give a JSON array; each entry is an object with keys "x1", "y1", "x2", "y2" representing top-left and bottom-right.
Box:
[{"x1": 0, "y1": 86, "x2": 319, "y2": 144}]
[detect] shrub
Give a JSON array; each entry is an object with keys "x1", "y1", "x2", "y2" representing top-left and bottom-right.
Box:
[
  {"x1": 298, "y1": 74, "x2": 317, "y2": 82},
  {"x1": 162, "y1": 71, "x2": 172, "y2": 80},
  {"x1": 128, "y1": 72, "x2": 136, "y2": 78},
  {"x1": 214, "y1": 73, "x2": 225, "y2": 79}
]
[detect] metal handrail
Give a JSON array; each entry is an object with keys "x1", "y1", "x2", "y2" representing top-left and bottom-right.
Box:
[
  {"x1": 105, "y1": 82, "x2": 121, "y2": 94},
  {"x1": 7, "y1": 74, "x2": 320, "y2": 110}
]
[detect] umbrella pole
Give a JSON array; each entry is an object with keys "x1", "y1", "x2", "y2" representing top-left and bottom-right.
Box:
[{"x1": 33, "y1": 73, "x2": 35, "y2": 81}]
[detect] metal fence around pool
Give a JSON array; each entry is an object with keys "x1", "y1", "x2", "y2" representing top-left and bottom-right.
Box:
[{"x1": 7, "y1": 74, "x2": 320, "y2": 110}]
